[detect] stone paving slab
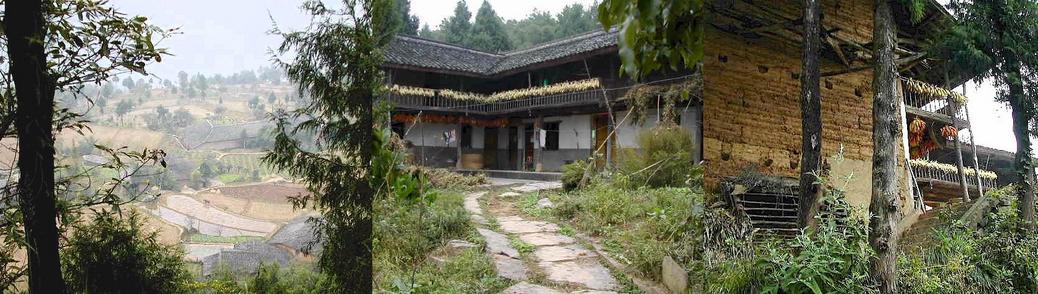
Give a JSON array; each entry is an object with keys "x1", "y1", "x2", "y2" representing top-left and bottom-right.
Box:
[
  {"x1": 512, "y1": 182, "x2": 563, "y2": 193},
  {"x1": 498, "y1": 191, "x2": 522, "y2": 198},
  {"x1": 538, "y1": 259, "x2": 619, "y2": 291},
  {"x1": 463, "y1": 191, "x2": 486, "y2": 215},
  {"x1": 520, "y1": 232, "x2": 576, "y2": 246},
  {"x1": 533, "y1": 244, "x2": 596, "y2": 262},
  {"x1": 493, "y1": 255, "x2": 528, "y2": 281},
  {"x1": 499, "y1": 219, "x2": 561, "y2": 234},
  {"x1": 477, "y1": 228, "x2": 519, "y2": 258},
  {"x1": 501, "y1": 282, "x2": 564, "y2": 294}
]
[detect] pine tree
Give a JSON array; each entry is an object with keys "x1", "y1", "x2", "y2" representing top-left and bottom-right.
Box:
[
  {"x1": 556, "y1": 4, "x2": 597, "y2": 38},
  {"x1": 468, "y1": 0, "x2": 511, "y2": 52},
  {"x1": 442, "y1": 0, "x2": 472, "y2": 45},
  {"x1": 395, "y1": 0, "x2": 420, "y2": 35}
]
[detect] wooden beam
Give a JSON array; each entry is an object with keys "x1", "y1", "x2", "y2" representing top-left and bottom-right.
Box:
[{"x1": 821, "y1": 52, "x2": 927, "y2": 77}]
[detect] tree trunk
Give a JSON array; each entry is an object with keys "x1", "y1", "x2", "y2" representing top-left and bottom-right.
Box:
[
  {"x1": 991, "y1": 0, "x2": 1037, "y2": 232},
  {"x1": 1007, "y1": 62, "x2": 1035, "y2": 231},
  {"x1": 5, "y1": 0, "x2": 68, "y2": 293},
  {"x1": 352, "y1": 88, "x2": 374, "y2": 293},
  {"x1": 798, "y1": 0, "x2": 824, "y2": 232},
  {"x1": 869, "y1": 0, "x2": 900, "y2": 293}
]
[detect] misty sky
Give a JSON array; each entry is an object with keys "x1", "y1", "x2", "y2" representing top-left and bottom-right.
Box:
[{"x1": 108, "y1": 0, "x2": 1023, "y2": 156}]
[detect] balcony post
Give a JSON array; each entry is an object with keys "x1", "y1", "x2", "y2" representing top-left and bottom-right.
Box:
[
  {"x1": 964, "y1": 87, "x2": 984, "y2": 196},
  {"x1": 947, "y1": 73, "x2": 971, "y2": 202}
]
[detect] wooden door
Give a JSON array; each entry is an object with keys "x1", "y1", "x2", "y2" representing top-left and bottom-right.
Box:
[
  {"x1": 483, "y1": 127, "x2": 498, "y2": 169},
  {"x1": 592, "y1": 114, "x2": 610, "y2": 166}
]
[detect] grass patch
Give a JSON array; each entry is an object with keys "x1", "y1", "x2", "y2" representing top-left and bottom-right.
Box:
[
  {"x1": 510, "y1": 236, "x2": 535, "y2": 254},
  {"x1": 186, "y1": 233, "x2": 263, "y2": 244},
  {"x1": 374, "y1": 189, "x2": 509, "y2": 293},
  {"x1": 549, "y1": 180, "x2": 702, "y2": 282}
]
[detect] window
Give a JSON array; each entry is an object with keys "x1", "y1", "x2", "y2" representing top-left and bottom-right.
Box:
[
  {"x1": 544, "y1": 122, "x2": 559, "y2": 151},
  {"x1": 461, "y1": 125, "x2": 472, "y2": 148}
]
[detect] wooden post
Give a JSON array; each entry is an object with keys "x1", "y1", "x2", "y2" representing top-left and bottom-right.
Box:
[
  {"x1": 584, "y1": 58, "x2": 615, "y2": 167},
  {"x1": 798, "y1": 0, "x2": 824, "y2": 231},
  {"x1": 517, "y1": 125, "x2": 525, "y2": 170},
  {"x1": 456, "y1": 123, "x2": 463, "y2": 169},
  {"x1": 964, "y1": 86, "x2": 985, "y2": 196},
  {"x1": 534, "y1": 116, "x2": 543, "y2": 172},
  {"x1": 947, "y1": 73, "x2": 970, "y2": 202}
]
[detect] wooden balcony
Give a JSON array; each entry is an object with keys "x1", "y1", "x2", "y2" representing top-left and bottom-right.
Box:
[
  {"x1": 910, "y1": 161, "x2": 998, "y2": 204},
  {"x1": 384, "y1": 88, "x2": 615, "y2": 116},
  {"x1": 900, "y1": 78, "x2": 966, "y2": 125}
]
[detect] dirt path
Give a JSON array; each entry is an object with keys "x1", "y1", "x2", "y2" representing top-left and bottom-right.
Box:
[{"x1": 465, "y1": 181, "x2": 622, "y2": 293}]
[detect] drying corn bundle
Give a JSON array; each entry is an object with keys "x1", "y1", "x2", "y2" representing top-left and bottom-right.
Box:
[
  {"x1": 387, "y1": 78, "x2": 601, "y2": 103},
  {"x1": 910, "y1": 159, "x2": 998, "y2": 179},
  {"x1": 940, "y1": 125, "x2": 958, "y2": 139},
  {"x1": 909, "y1": 118, "x2": 926, "y2": 147},
  {"x1": 903, "y1": 78, "x2": 969, "y2": 105}
]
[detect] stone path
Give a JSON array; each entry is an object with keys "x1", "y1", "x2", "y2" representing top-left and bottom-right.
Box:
[{"x1": 466, "y1": 181, "x2": 620, "y2": 293}]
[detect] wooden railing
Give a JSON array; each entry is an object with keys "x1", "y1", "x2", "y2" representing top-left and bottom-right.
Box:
[
  {"x1": 384, "y1": 88, "x2": 623, "y2": 115},
  {"x1": 910, "y1": 161, "x2": 999, "y2": 190},
  {"x1": 899, "y1": 78, "x2": 966, "y2": 123}
]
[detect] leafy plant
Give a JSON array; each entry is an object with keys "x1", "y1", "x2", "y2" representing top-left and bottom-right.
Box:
[
  {"x1": 616, "y1": 124, "x2": 700, "y2": 188},
  {"x1": 62, "y1": 211, "x2": 192, "y2": 294}
]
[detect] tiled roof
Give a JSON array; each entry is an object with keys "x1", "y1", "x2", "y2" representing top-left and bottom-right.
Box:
[
  {"x1": 200, "y1": 241, "x2": 294, "y2": 276},
  {"x1": 384, "y1": 30, "x2": 618, "y2": 76}
]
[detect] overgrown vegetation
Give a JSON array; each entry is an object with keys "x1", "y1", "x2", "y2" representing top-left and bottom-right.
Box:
[
  {"x1": 615, "y1": 124, "x2": 701, "y2": 189},
  {"x1": 550, "y1": 125, "x2": 704, "y2": 283},
  {"x1": 899, "y1": 186, "x2": 1038, "y2": 293},
  {"x1": 62, "y1": 212, "x2": 193, "y2": 293}
]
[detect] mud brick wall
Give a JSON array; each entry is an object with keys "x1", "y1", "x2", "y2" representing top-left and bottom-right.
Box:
[{"x1": 703, "y1": 0, "x2": 912, "y2": 210}]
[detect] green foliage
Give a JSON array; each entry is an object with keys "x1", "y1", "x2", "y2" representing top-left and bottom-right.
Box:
[
  {"x1": 560, "y1": 158, "x2": 594, "y2": 192},
  {"x1": 394, "y1": 0, "x2": 420, "y2": 35},
  {"x1": 705, "y1": 162, "x2": 875, "y2": 293},
  {"x1": 552, "y1": 181, "x2": 703, "y2": 281},
  {"x1": 188, "y1": 263, "x2": 333, "y2": 293},
  {"x1": 898, "y1": 186, "x2": 1038, "y2": 293},
  {"x1": 374, "y1": 188, "x2": 507, "y2": 292},
  {"x1": 265, "y1": 0, "x2": 397, "y2": 289},
  {"x1": 414, "y1": 167, "x2": 487, "y2": 190},
  {"x1": 187, "y1": 233, "x2": 263, "y2": 244},
  {"x1": 62, "y1": 211, "x2": 192, "y2": 294},
  {"x1": 467, "y1": 0, "x2": 512, "y2": 52},
  {"x1": 615, "y1": 124, "x2": 701, "y2": 188},
  {"x1": 597, "y1": 0, "x2": 704, "y2": 79},
  {"x1": 441, "y1": 0, "x2": 473, "y2": 45}
]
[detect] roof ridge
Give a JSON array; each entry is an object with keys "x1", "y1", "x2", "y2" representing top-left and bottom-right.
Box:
[
  {"x1": 500, "y1": 29, "x2": 616, "y2": 56},
  {"x1": 395, "y1": 35, "x2": 504, "y2": 57}
]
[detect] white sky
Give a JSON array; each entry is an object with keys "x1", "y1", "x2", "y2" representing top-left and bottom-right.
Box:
[{"x1": 108, "y1": 0, "x2": 1020, "y2": 155}]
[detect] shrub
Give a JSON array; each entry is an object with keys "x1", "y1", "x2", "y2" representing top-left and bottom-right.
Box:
[
  {"x1": 616, "y1": 124, "x2": 699, "y2": 188},
  {"x1": 553, "y1": 180, "x2": 703, "y2": 281},
  {"x1": 62, "y1": 211, "x2": 192, "y2": 294},
  {"x1": 704, "y1": 162, "x2": 875, "y2": 293},
  {"x1": 416, "y1": 167, "x2": 487, "y2": 189},
  {"x1": 561, "y1": 158, "x2": 595, "y2": 191},
  {"x1": 898, "y1": 186, "x2": 1038, "y2": 293}
]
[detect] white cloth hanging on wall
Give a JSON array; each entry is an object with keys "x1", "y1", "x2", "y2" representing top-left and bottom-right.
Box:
[{"x1": 538, "y1": 129, "x2": 547, "y2": 150}]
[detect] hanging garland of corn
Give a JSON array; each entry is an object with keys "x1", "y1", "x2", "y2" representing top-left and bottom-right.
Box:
[
  {"x1": 388, "y1": 78, "x2": 601, "y2": 103},
  {"x1": 903, "y1": 78, "x2": 968, "y2": 105},
  {"x1": 909, "y1": 159, "x2": 998, "y2": 179}
]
